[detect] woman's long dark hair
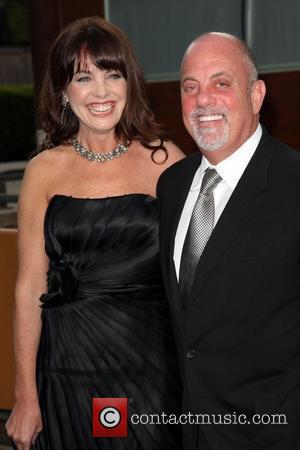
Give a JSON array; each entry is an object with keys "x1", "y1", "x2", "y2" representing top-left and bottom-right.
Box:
[{"x1": 38, "y1": 16, "x2": 167, "y2": 159}]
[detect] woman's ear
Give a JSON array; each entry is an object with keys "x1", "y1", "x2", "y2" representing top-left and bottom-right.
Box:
[{"x1": 62, "y1": 94, "x2": 69, "y2": 105}]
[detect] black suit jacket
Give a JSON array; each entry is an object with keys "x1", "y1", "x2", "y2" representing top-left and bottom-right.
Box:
[{"x1": 157, "y1": 130, "x2": 300, "y2": 450}]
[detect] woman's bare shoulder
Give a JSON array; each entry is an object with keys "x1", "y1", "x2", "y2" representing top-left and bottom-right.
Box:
[
  {"x1": 22, "y1": 145, "x2": 71, "y2": 198},
  {"x1": 29, "y1": 145, "x2": 71, "y2": 168},
  {"x1": 27, "y1": 145, "x2": 71, "y2": 177}
]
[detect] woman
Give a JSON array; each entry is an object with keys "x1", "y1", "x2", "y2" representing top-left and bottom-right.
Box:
[{"x1": 6, "y1": 16, "x2": 184, "y2": 450}]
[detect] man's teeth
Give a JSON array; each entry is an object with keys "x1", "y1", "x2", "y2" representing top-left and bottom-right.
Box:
[
  {"x1": 88, "y1": 103, "x2": 113, "y2": 113},
  {"x1": 198, "y1": 115, "x2": 223, "y2": 122}
]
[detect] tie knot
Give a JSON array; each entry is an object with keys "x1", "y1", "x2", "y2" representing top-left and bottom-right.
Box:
[{"x1": 200, "y1": 168, "x2": 222, "y2": 196}]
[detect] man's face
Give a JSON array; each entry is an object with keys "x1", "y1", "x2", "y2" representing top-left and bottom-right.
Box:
[{"x1": 181, "y1": 36, "x2": 265, "y2": 163}]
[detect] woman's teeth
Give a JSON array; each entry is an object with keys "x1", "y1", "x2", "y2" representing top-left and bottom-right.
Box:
[{"x1": 88, "y1": 103, "x2": 114, "y2": 113}]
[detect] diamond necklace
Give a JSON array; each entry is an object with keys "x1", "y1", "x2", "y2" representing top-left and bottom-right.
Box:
[{"x1": 71, "y1": 136, "x2": 129, "y2": 162}]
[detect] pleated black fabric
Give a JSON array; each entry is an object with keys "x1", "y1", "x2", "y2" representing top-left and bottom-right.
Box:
[{"x1": 35, "y1": 194, "x2": 182, "y2": 450}]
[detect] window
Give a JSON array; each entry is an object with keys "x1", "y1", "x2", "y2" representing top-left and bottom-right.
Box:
[
  {"x1": 105, "y1": 0, "x2": 243, "y2": 81},
  {"x1": 105, "y1": 0, "x2": 300, "y2": 80}
]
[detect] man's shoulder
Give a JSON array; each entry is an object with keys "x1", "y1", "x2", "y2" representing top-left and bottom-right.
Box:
[
  {"x1": 266, "y1": 132, "x2": 300, "y2": 170},
  {"x1": 158, "y1": 151, "x2": 201, "y2": 192},
  {"x1": 261, "y1": 131, "x2": 300, "y2": 194},
  {"x1": 165, "y1": 151, "x2": 201, "y2": 174}
]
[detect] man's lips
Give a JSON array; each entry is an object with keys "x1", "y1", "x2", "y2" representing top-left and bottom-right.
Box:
[
  {"x1": 198, "y1": 114, "x2": 223, "y2": 122},
  {"x1": 191, "y1": 108, "x2": 227, "y2": 123}
]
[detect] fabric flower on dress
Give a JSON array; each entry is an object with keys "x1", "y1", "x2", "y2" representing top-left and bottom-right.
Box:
[{"x1": 40, "y1": 261, "x2": 79, "y2": 308}]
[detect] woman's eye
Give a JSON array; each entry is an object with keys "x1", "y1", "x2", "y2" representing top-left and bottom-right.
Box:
[
  {"x1": 78, "y1": 77, "x2": 90, "y2": 82},
  {"x1": 108, "y1": 72, "x2": 122, "y2": 80},
  {"x1": 74, "y1": 74, "x2": 91, "y2": 82}
]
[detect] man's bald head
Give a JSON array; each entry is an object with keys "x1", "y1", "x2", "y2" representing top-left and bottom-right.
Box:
[
  {"x1": 180, "y1": 31, "x2": 266, "y2": 164},
  {"x1": 182, "y1": 32, "x2": 258, "y2": 88}
]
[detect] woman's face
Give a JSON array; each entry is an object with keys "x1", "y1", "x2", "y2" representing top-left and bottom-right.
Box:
[{"x1": 65, "y1": 56, "x2": 127, "y2": 138}]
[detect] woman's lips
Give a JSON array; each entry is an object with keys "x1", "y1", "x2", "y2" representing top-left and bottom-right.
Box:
[{"x1": 87, "y1": 102, "x2": 115, "y2": 113}]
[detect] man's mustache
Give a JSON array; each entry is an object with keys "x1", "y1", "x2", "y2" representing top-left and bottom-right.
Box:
[{"x1": 191, "y1": 107, "x2": 228, "y2": 119}]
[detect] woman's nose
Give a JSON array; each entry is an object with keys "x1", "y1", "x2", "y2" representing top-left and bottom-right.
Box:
[{"x1": 93, "y1": 80, "x2": 109, "y2": 98}]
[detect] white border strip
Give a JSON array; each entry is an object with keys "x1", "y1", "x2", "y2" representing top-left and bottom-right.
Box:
[
  {"x1": 244, "y1": 0, "x2": 254, "y2": 48},
  {"x1": 104, "y1": 0, "x2": 110, "y2": 20}
]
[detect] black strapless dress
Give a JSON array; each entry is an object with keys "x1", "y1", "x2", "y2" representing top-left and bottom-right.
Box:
[{"x1": 35, "y1": 194, "x2": 181, "y2": 450}]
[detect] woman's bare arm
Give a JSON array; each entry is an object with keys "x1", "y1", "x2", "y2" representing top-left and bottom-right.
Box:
[{"x1": 6, "y1": 155, "x2": 51, "y2": 450}]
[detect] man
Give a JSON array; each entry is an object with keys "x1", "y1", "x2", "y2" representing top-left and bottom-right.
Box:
[{"x1": 157, "y1": 32, "x2": 300, "y2": 450}]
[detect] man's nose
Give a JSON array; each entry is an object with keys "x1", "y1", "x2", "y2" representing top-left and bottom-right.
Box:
[{"x1": 196, "y1": 90, "x2": 216, "y2": 107}]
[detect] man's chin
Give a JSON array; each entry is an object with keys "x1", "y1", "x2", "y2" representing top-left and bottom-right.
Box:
[
  {"x1": 194, "y1": 137, "x2": 227, "y2": 152},
  {"x1": 193, "y1": 128, "x2": 229, "y2": 152}
]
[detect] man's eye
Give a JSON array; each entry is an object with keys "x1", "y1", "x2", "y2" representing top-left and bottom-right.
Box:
[
  {"x1": 216, "y1": 81, "x2": 230, "y2": 88},
  {"x1": 182, "y1": 84, "x2": 197, "y2": 93}
]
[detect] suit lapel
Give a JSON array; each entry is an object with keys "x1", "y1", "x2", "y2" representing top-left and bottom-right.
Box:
[
  {"x1": 163, "y1": 153, "x2": 202, "y2": 322},
  {"x1": 185, "y1": 131, "x2": 276, "y2": 309},
  {"x1": 168, "y1": 153, "x2": 203, "y2": 264}
]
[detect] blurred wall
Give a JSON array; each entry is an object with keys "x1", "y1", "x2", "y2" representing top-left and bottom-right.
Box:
[{"x1": 30, "y1": 0, "x2": 300, "y2": 154}]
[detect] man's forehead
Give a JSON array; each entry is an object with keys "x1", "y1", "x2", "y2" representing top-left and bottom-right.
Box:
[
  {"x1": 183, "y1": 35, "x2": 242, "y2": 67},
  {"x1": 181, "y1": 50, "x2": 236, "y2": 76},
  {"x1": 181, "y1": 71, "x2": 233, "y2": 84},
  {"x1": 181, "y1": 46, "x2": 246, "y2": 78}
]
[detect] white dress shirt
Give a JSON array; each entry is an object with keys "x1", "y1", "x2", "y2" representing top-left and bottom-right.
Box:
[{"x1": 174, "y1": 124, "x2": 263, "y2": 279}]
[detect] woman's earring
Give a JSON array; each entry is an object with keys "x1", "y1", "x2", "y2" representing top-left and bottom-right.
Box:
[{"x1": 60, "y1": 96, "x2": 69, "y2": 125}]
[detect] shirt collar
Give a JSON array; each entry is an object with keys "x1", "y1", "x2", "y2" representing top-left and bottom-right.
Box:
[{"x1": 191, "y1": 124, "x2": 262, "y2": 191}]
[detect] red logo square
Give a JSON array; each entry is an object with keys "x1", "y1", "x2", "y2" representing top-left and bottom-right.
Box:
[{"x1": 93, "y1": 398, "x2": 128, "y2": 437}]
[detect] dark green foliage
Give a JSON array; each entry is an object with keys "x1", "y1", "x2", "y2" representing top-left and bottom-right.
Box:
[
  {"x1": 1, "y1": 0, "x2": 31, "y2": 46},
  {"x1": 0, "y1": 84, "x2": 36, "y2": 161},
  {"x1": 7, "y1": 0, "x2": 31, "y2": 46}
]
